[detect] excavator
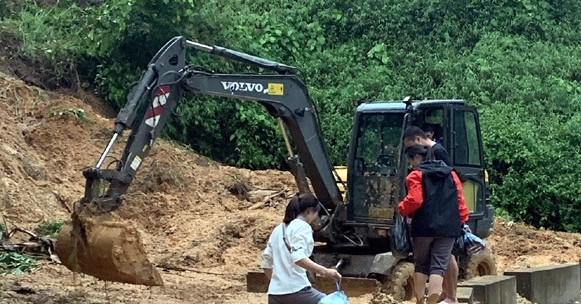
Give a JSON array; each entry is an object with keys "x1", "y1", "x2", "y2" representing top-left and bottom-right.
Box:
[{"x1": 55, "y1": 36, "x2": 495, "y2": 300}]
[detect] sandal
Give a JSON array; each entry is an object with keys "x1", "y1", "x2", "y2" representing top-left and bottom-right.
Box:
[{"x1": 427, "y1": 294, "x2": 440, "y2": 304}]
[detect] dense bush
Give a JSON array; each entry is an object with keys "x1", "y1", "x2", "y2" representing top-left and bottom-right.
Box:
[{"x1": 2, "y1": 0, "x2": 581, "y2": 231}]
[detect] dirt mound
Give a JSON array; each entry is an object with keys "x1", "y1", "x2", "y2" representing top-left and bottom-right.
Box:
[
  {"x1": 1, "y1": 72, "x2": 581, "y2": 303},
  {"x1": 0, "y1": 72, "x2": 105, "y2": 232},
  {"x1": 0, "y1": 72, "x2": 296, "y2": 302},
  {"x1": 487, "y1": 218, "x2": 581, "y2": 273}
]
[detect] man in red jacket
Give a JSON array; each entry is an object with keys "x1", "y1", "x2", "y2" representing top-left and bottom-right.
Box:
[
  {"x1": 403, "y1": 126, "x2": 462, "y2": 304},
  {"x1": 398, "y1": 145, "x2": 469, "y2": 304}
]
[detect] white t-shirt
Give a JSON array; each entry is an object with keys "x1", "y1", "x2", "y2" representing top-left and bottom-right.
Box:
[{"x1": 261, "y1": 217, "x2": 314, "y2": 295}]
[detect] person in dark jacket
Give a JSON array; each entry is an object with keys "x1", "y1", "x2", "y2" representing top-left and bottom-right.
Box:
[
  {"x1": 402, "y1": 126, "x2": 450, "y2": 166},
  {"x1": 403, "y1": 126, "x2": 460, "y2": 304},
  {"x1": 422, "y1": 123, "x2": 442, "y2": 145},
  {"x1": 398, "y1": 145, "x2": 469, "y2": 304}
]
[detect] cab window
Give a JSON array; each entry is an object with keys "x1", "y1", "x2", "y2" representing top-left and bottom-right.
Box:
[
  {"x1": 355, "y1": 114, "x2": 404, "y2": 175},
  {"x1": 454, "y1": 110, "x2": 482, "y2": 166}
]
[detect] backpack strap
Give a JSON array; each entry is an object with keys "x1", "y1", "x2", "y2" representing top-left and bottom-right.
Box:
[
  {"x1": 282, "y1": 224, "x2": 292, "y2": 252},
  {"x1": 426, "y1": 145, "x2": 436, "y2": 161}
]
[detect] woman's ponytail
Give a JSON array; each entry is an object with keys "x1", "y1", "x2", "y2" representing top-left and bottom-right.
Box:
[
  {"x1": 283, "y1": 193, "x2": 301, "y2": 224},
  {"x1": 283, "y1": 192, "x2": 320, "y2": 224}
]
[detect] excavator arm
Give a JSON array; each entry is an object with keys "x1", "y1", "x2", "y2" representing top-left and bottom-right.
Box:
[
  {"x1": 57, "y1": 36, "x2": 344, "y2": 286},
  {"x1": 84, "y1": 36, "x2": 341, "y2": 212}
]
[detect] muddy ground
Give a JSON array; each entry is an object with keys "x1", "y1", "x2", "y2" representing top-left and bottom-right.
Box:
[{"x1": 1, "y1": 73, "x2": 581, "y2": 304}]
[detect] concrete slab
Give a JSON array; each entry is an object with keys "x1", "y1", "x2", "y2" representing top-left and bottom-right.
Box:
[
  {"x1": 504, "y1": 263, "x2": 580, "y2": 304},
  {"x1": 456, "y1": 287, "x2": 474, "y2": 304},
  {"x1": 458, "y1": 275, "x2": 516, "y2": 304},
  {"x1": 457, "y1": 287, "x2": 474, "y2": 304}
]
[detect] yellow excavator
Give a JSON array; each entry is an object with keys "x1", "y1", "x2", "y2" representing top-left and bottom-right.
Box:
[{"x1": 56, "y1": 37, "x2": 496, "y2": 299}]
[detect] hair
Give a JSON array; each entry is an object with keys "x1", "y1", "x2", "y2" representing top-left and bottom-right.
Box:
[
  {"x1": 404, "y1": 144, "x2": 429, "y2": 159},
  {"x1": 283, "y1": 193, "x2": 321, "y2": 224},
  {"x1": 402, "y1": 126, "x2": 428, "y2": 141},
  {"x1": 422, "y1": 123, "x2": 436, "y2": 133},
  {"x1": 422, "y1": 123, "x2": 442, "y2": 138}
]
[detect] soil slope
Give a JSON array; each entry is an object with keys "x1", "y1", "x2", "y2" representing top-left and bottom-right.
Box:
[{"x1": 1, "y1": 73, "x2": 580, "y2": 304}]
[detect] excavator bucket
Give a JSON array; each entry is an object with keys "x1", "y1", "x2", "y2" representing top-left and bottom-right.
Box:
[{"x1": 56, "y1": 204, "x2": 163, "y2": 286}]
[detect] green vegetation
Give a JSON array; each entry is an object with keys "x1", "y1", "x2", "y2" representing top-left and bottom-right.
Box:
[
  {"x1": 35, "y1": 220, "x2": 65, "y2": 238},
  {"x1": 51, "y1": 107, "x2": 93, "y2": 124},
  {"x1": 1, "y1": 0, "x2": 581, "y2": 232},
  {"x1": 0, "y1": 252, "x2": 38, "y2": 275}
]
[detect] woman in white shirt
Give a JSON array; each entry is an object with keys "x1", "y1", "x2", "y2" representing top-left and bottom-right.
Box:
[{"x1": 261, "y1": 193, "x2": 342, "y2": 304}]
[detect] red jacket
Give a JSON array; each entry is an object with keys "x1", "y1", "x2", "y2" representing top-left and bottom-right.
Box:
[{"x1": 398, "y1": 170, "x2": 469, "y2": 224}]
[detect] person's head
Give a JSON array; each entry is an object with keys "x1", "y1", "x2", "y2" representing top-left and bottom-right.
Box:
[
  {"x1": 404, "y1": 144, "x2": 428, "y2": 168},
  {"x1": 283, "y1": 193, "x2": 321, "y2": 225},
  {"x1": 422, "y1": 123, "x2": 436, "y2": 140},
  {"x1": 402, "y1": 126, "x2": 429, "y2": 148}
]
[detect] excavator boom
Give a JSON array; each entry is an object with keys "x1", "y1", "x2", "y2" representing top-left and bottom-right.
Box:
[{"x1": 56, "y1": 36, "x2": 344, "y2": 285}]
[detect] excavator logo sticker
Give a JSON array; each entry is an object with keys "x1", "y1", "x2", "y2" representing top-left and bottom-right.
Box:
[
  {"x1": 268, "y1": 83, "x2": 284, "y2": 96},
  {"x1": 221, "y1": 81, "x2": 268, "y2": 94},
  {"x1": 145, "y1": 85, "x2": 170, "y2": 128}
]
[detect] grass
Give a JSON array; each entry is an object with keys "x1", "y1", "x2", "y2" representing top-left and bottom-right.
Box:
[
  {"x1": 494, "y1": 208, "x2": 515, "y2": 227},
  {"x1": 50, "y1": 107, "x2": 94, "y2": 124},
  {"x1": 35, "y1": 219, "x2": 65, "y2": 238}
]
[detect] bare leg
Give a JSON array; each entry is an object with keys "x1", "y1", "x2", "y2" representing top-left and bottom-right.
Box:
[
  {"x1": 413, "y1": 272, "x2": 428, "y2": 303},
  {"x1": 427, "y1": 274, "x2": 443, "y2": 296},
  {"x1": 440, "y1": 255, "x2": 459, "y2": 303},
  {"x1": 440, "y1": 267, "x2": 449, "y2": 300},
  {"x1": 426, "y1": 274, "x2": 444, "y2": 304}
]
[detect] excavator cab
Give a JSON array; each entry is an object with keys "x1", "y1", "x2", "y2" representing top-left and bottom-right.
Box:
[
  {"x1": 310, "y1": 99, "x2": 495, "y2": 300},
  {"x1": 343, "y1": 100, "x2": 493, "y2": 241}
]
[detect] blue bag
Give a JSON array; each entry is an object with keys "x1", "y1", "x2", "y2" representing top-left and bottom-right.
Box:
[
  {"x1": 464, "y1": 232, "x2": 486, "y2": 256},
  {"x1": 454, "y1": 231, "x2": 486, "y2": 256},
  {"x1": 318, "y1": 281, "x2": 350, "y2": 304}
]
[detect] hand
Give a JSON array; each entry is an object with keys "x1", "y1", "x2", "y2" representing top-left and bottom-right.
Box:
[
  {"x1": 462, "y1": 224, "x2": 472, "y2": 233},
  {"x1": 324, "y1": 268, "x2": 342, "y2": 282}
]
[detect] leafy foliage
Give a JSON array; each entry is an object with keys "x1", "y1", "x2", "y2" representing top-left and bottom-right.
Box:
[
  {"x1": 0, "y1": 252, "x2": 38, "y2": 275},
  {"x1": 35, "y1": 220, "x2": 65, "y2": 238},
  {"x1": 3, "y1": 0, "x2": 581, "y2": 231},
  {"x1": 51, "y1": 107, "x2": 93, "y2": 124}
]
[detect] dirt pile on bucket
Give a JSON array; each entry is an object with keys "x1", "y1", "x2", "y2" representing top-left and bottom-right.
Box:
[{"x1": 56, "y1": 210, "x2": 163, "y2": 286}]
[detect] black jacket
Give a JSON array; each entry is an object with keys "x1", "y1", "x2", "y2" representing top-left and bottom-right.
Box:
[{"x1": 411, "y1": 160, "x2": 461, "y2": 237}]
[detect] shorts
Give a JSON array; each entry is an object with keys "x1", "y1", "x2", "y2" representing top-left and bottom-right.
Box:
[
  {"x1": 268, "y1": 286, "x2": 326, "y2": 304},
  {"x1": 412, "y1": 236, "x2": 455, "y2": 276}
]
